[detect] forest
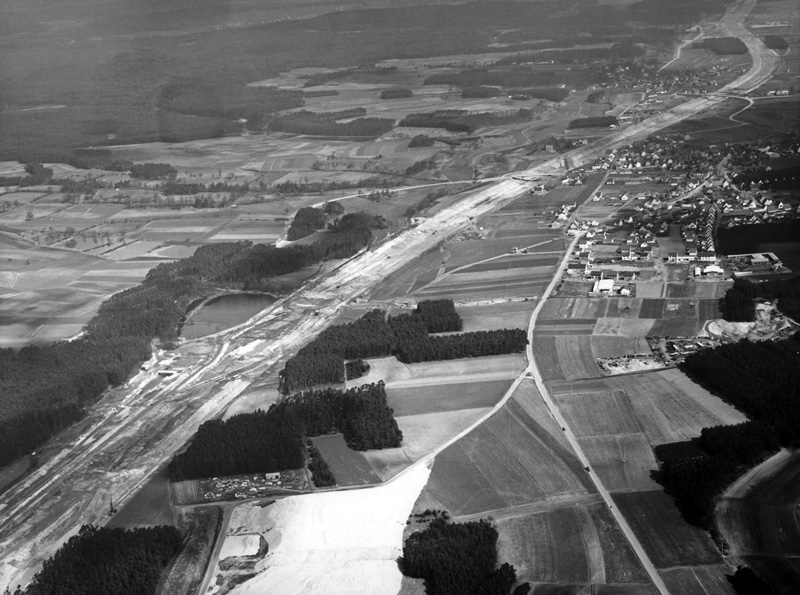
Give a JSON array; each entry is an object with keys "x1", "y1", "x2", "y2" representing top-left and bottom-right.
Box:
[
  {"x1": 567, "y1": 116, "x2": 618, "y2": 128},
  {"x1": 762, "y1": 35, "x2": 788, "y2": 51},
  {"x1": 267, "y1": 110, "x2": 394, "y2": 138},
  {"x1": 287, "y1": 206, "x2": 327, "y2": 241},
  {"x1": 279, "y1": 301, "x2": 526, "y2": 394},
  {"x1": 6, "y1": 525, "x2": 182, "y2": 595},
  {"x1": 169, "y1": 383, "x2": 401, "y2": 481},
  {"x1": 698, "y1": 37, "x2": 748, "y2": 55},
  {"x1": 0, "y1": 213, "x2": 376, "y2": 466},
  {"x1": 654, "y1": 332, "x2": 800, "y2": 529},
  {"x1": 400, "y1": 516, "x2": 519, "y2": 595},
  {"x1": 399, "y1": 109, "x2": 534, "y2": 134},
  {"x1": 717, "y1": 220, "x2": 800, "y2": 255}
]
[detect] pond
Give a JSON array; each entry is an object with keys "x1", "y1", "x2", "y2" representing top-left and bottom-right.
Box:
[{"x1": 180, "y1": 293, "x2": 276, "y2": 339}]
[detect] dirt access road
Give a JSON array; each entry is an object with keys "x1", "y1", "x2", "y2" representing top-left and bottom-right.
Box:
[{"x1": 0, "y1": 0, "x2": 778, "y2": 587}]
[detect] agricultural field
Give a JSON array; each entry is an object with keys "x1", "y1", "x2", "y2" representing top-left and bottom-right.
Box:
[
  {"x1": 418, "y1": 385, "x2": 593, "y2": 516},
  {"x1": 311, "y1": 434, "x2": 382, "y2": 487},
  {"x1": 496, "y1": 503, "x2": 651, "y2": 587},
  {"x1": 0, "y1": 238, "x2": 157, "y2": 347},
  {"x1": 547, "y1": 370, "x2": 747, "y2": 447},
  {"x1": 363, "y1": 407, "x2": 491, "y2": 480},
  {"x1": 385, "y1": 377, "x2": 514, "y2": 417},
  {"x1": 612, "y1": 491, "x2": 722, "y2": 569},
  {"x1": 716, "y1": 451, "x2": 800, "y2": 593},
  {"x1": 107, "y1": 467, "x2": 175, "y2": 528},
  {"x1": 553, "y1": 335, "x2": 603, "y2": 380},
  {"x1": 659, "y1": 565, "x2": 738, "y2": 595},
  {"x1": 456, "y1": 300, "x2": 534, "y2": 331}
]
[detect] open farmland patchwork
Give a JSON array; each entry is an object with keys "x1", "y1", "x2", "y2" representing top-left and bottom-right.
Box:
[
  {"x1": 497, "y1": 503, "x2": 651, "y2": 587},
  {"x1": 420, "y1": 384, "x2": 592, "y2": 516}
]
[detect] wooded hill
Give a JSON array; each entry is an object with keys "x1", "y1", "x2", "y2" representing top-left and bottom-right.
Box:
[
  {"x1": 654, "y1": 332, "x2": 800, "y2": 530},
  {"x1": 8, "y1": 525, "x2": 182, "y2": 595},
  {"x1": 400, "y1": 517, "x2": 519, "y2": 595},
  {"x1": 169, "y1": 382, "x2": 401, "y2": 481},
  {"x1": 279, "y1": 300, "x2": 526, "y2": 394},
  {"x1": 0, "y1": 214, "x2": 376, "y2": 466}
]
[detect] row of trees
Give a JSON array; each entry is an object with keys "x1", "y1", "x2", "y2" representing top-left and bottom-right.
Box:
[
  {"x1": 654, "y1": 332, "x2": 800, "y2": 529},
  {"x1": 279, "y1": 302, "x2": 526, "y2": 393},
  {"x1": 129, "y1": 163, "x2": 177, "y2": 180},
  {"x1": 169, "y1": 382, "x2": 401, "y2": 480},
  {"x1": 400, "y1": 517, "x2": 519, "y2": 595},
  {"x1": 7, "y1": 525, "x2": 182, "y2": 595}
]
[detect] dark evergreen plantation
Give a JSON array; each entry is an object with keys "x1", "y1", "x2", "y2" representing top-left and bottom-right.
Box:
[
  {"x1": 286, "y1": 206, "x2": 327, "y2": 241},
  {"x1": 169, "y1": 382, "x2": 401, "y2": 481},
  {"x1": 400, "y1": 517, "x2": 518, "y2": 595},
  {"x1": 280, "y1": 300, "x2": 526, "y2": 394},
  {"x1": 6, "y1": 525, "x2": 181, "y2": 595},
  {"x1": 654, "y1": 332, "x2": 800, "y2": 529},
  {"x1": 0, "y1": 215, "x2": 376, "y2": 466}
]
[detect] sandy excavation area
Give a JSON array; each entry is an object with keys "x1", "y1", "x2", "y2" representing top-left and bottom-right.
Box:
[{"x1": 225, "y1": 463, "x2": 431, "y2": 595}]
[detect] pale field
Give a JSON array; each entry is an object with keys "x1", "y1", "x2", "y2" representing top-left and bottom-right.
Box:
[
  {"x1": 222, "y1": 463, "x2": 431, "y2": 595},
  {"x1": 400, "y1": 353, "x2": 527, "y2": 382},
  {"x1": 554, "y1": 335, "x2": 603, "y2": 380},
  {"x1": 634, "y1": 282, "x2": 665, "y2": 298},
  {"x1": 456, "y1": 301, "x2": 534, "y2": 331},
  {"x1": 362, "y1": 407, "x2": 491, "y2": 480},
  {"x1": 591, "y1": 335, "x2": 652, "y2": 358},
  {"x1": 414, "y1": 277, "x2": 550, "y2": 302},
  {"x1": 593, "y1": 317, "x2": 655, "y2": 337},
  {"x1": 219, "y1": 535, "x2": 261, "y2": 560}
]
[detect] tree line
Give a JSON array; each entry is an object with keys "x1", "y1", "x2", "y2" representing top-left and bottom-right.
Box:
[
  {"x1": 169, "y1": 382, "x2": 401, "y2": 481},
  {"x1": 5, "y1": 525, "x2": 182, "y2": 595},
  {"x1": 567, "y1": 116, "x2": 618, "y2": 129},
  {"x1": 400, "y1": 516, "x2": 519, "y2": 595},
  {"x1": 654, "y1": 332, "x2": 800, "y2": 530},
  {"x1": 279, "y1": 301, "x2": 526, "y2": 394}
]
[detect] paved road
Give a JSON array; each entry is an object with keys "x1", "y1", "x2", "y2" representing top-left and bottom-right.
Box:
[{"x1": 0, "y1": 0, "x2": 779, "y2": 588}]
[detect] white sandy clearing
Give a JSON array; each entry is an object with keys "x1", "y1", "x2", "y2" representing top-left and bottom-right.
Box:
[
  {"x1": 219, "y1": 535, "x2": 261, "y2": 559},
  {"x1": 227, "y1": 463, "x2": 431, "y2": 595}
]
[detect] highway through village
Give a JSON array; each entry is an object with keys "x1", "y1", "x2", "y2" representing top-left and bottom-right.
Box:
[{"x1": 0, "y1": 0, "x2": 779, "y2": 589}]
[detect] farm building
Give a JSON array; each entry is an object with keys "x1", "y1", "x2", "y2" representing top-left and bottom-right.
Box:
[{"x1": 592, "y1": 279, "x2": 615, "y2": 294}]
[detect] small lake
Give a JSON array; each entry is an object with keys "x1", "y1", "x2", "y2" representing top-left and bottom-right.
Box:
[{"x1": 181, "y1": 293, "x2": 276, "y2": 339}]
